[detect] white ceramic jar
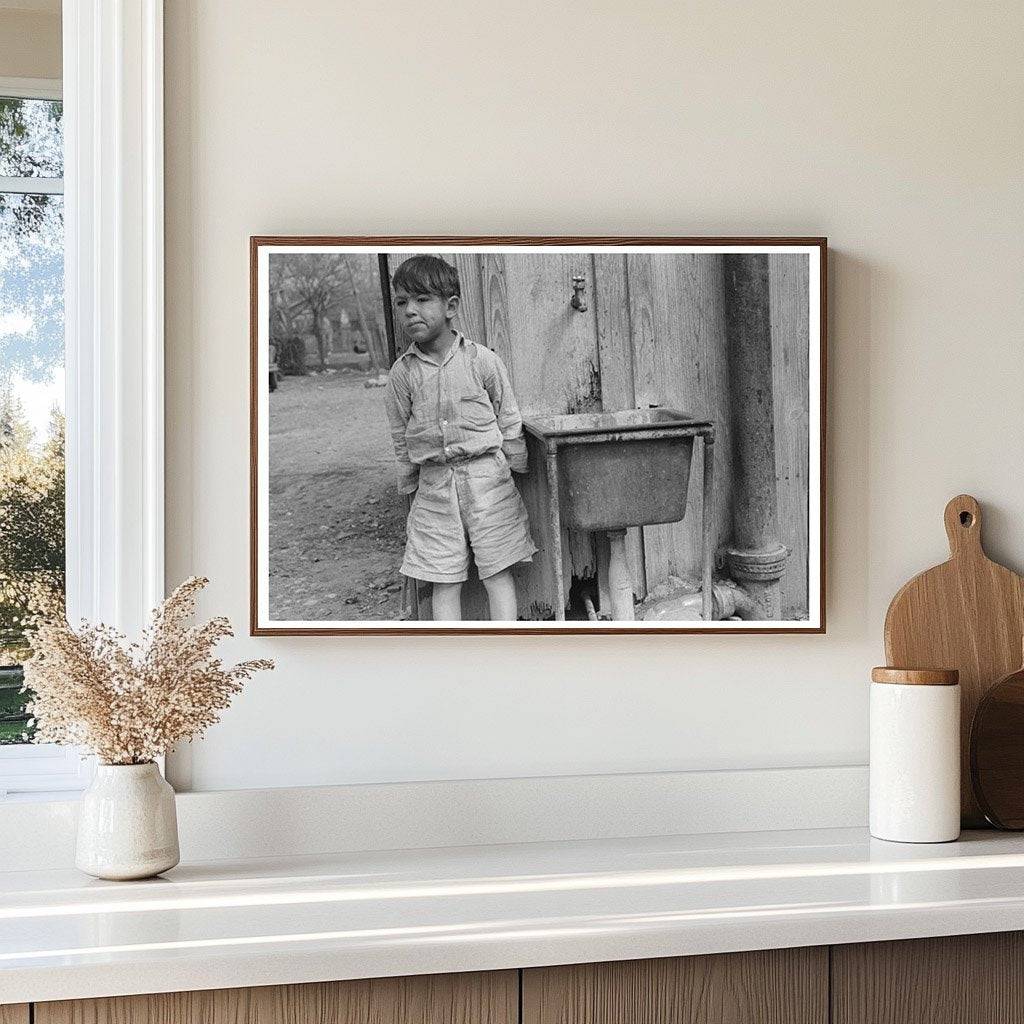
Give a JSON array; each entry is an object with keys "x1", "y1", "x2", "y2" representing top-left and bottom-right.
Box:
[
  {"x1": 869, "y1": 667, "x2": 960, "y2": 843},
  {"x1": 76, "y1": 762, "x2": 180, "y2": 880}
]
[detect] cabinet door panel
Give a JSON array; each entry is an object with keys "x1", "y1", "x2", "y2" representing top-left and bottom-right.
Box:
[
  {"x1": 523, "y1": 948, "x2": 827, "y2": 1024},
  {"x1": 0, "y1": 1006, "x2": 29, "y2": 1024},
  {"x1": 832, "y1": 932, "x2": 1024, "y2": 1024},
  {"x1": 36, "y1": 970, "x2": 517, "y2": 1024}
]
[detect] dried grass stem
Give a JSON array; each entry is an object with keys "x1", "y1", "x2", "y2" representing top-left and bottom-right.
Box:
[{"x1": 23, "y1": 577, "x2": 273, "y2": 765}]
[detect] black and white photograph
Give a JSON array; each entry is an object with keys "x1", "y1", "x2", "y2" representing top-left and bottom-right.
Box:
[{"x1": 250, "y1": 238, "x2": 824, "y2": 633}]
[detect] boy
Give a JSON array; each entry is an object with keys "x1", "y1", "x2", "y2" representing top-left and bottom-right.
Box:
[{"x1": 384, "y1": 255, "x2": 536, "y2": 621}]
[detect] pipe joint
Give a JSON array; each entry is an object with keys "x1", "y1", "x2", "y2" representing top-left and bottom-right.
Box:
[{"x1": 724, "y1": 542, "x2": 790, "y2": 583}]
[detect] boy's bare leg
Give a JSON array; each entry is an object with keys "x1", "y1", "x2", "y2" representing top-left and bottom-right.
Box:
[
  {"x1": 431, "y1": 582, "x2": 463, "y2": 621},
  {"x1": 482, "y1": 568, "x2": 517, "y2": 621}
]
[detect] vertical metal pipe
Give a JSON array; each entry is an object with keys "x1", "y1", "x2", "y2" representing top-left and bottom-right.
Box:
[
  {"x1": 701, "y1": 432, "x2": 716, "y2": 621},
  {"x1": 722, "y1": 254, "x2": 789, "y2": 619},
  {"x1": 545, "y1": 447, "x2": 566, "y2": 621}
]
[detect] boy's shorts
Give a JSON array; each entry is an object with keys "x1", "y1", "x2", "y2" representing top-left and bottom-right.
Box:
[{"x1": 401, "y1": 450, "x2": 537, "y2": 583}]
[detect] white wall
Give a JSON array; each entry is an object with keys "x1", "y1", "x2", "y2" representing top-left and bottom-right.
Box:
[{"x1": 164, "y1": 0, "x2": 1024, "y2": 792}]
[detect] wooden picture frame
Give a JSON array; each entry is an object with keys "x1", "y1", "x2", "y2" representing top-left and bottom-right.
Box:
[{"x1": 250, "y1": 237, "x2": 827, "y2": 635}]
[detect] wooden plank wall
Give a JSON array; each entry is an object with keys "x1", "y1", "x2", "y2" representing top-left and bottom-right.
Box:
[
  {"x1": 593, "y1": 255, "x2": 645, "y2": 598},
  {"x1": 521, "y1": 253, "x2": 599, "y2": 606},
  {"x1": 481, "y1": 253, "x2": 603, "y2": 618},
  {"x1": 383, "y1": 251, "x2": 810, "y2": 621},
  {"x1": 623, "y1": 253, "x2": 733, "y2": 591},
  {"x1": 770, "y1": 253, "x2": 811, "y2": 618}
]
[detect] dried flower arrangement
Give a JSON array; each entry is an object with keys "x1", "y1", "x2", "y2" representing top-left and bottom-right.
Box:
[{"x1": 22, "y1": 577, "x2": 273, "y2": 765}]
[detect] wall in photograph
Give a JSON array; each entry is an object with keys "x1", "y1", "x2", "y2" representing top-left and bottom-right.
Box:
[
  {"x1": 165, "y1": 0, "x2": 1024, "y2": 792},
  {"x1": 441, "y1": 250, "x2": 810, "y2": 620}
]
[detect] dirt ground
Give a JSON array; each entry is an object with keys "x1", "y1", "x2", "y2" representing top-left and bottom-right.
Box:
[{"x1": 268, "y1": 361, "x2": 408, "y2": 622}]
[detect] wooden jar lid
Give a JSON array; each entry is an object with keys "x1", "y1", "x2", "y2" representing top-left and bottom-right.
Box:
[{"x1": 871, "y1": 667, "x2": 960, "y2": 686}]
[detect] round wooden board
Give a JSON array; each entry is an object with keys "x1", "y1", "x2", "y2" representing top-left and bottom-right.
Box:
[{"x1": 970, "y1": 664, "x2": 1024, "y2": 829}]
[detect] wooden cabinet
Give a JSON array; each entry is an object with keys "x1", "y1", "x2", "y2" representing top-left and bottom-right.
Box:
[
  {"x1": 34, "y1": 971, "x2": 517, "y2": 1024},
  {"x1": 21, "y1": 932, "x2": 1024, "y2": 1024},
  {"x1": 522, "y1": 948, "x2": 828, "y2": 1024},
  {"x1": 832, "y1": 932, "x2": 1024, "y2": 1024}
]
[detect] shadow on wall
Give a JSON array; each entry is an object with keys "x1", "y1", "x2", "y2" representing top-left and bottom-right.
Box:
[{"x1": 825, "y1": 250, "x2": 871, "y2": 634}]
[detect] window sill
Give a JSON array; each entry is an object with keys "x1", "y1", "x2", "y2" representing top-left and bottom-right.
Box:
[{"x1": 0, "y1": 744, "x2": 93, "y2": 799}]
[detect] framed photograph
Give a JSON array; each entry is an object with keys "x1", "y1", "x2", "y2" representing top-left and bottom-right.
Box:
[{"x1": 250, "y1": 237, "x2": 826, "y2": 634}]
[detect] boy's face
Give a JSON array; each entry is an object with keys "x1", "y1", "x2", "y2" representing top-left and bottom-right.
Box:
[{"x1": 394, "y1": 288, "x2": 459, "y2": 347}]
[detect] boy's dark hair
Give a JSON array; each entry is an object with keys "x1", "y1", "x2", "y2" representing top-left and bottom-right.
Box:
[{"x1": 391, "y1": 255, "x2": 461, "y2": 300}]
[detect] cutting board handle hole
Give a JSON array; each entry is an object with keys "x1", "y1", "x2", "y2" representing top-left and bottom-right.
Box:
[{"x1": 960, "y1": 511, "x2": 975, "y2": 527}]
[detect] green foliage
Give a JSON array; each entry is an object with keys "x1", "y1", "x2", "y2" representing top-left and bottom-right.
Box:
[
  {"x1": 0, "y1": 665, "x2": 30, "y2": 744},
  {"x1": 0, "y1": 395, "x2": 65, "y2": 742},
  {"x1": 0, "y1": 96, "x2": 63, "y2": 237},
  {"x1": 0, "y1": 98, "x2": 62, "y2": 170},
  {"x1": 0, "y1": 402, "x2": 64, "y2": 578},
  {"x1": 1, "y1": 97, "x2": 65, "y2": 742}
]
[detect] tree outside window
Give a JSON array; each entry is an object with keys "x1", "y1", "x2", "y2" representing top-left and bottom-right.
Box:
[{"x1": 0, "y1": 95, "x2": 65, "y2": 744}]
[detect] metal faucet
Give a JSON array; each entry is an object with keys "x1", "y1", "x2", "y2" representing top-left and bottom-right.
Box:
[{"x1": 570, "y1": 275, "x2": 587, "y2": 312}]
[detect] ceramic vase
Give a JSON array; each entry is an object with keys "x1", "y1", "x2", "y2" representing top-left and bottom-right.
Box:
[{"x1": 76, "y1": 762, "x2": 180, "y2": 880}]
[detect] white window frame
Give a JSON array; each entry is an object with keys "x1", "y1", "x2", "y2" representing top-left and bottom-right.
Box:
[
  {"x1": 0, "y1": 76, "x2": 84, "y2": 797},
  {"x1": 0, "y1": 77, "x2": 61, "y2": 101},
  {"x1": 0, "y1": 0, "x2": 165, "y2": 799}
]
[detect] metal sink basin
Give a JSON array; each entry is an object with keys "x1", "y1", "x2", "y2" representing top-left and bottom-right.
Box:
[
  {"x1": 525, "y1": 407, "x2": 696, "y2": 438},
  {"x1": 524, "y1": 408, "x2": 713, "y2": 531}
]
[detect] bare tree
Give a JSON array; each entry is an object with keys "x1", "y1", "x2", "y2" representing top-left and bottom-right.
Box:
[
  {"x1": 278, "y1": 255, "x2": 345, "y2": 371},
  {"x1": 269, "y1": 253, "x2": 391, "y2": 374},
  {"x1": 338, "y1": 257, "x2": 389, "y2": 372},
  {"x1": 267, "y1": 262, "x2": 312, "y2": 376}
]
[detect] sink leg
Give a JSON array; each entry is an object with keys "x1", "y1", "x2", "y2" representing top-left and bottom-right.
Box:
[
  {"x1": 596, "y1": 532, "x2": 612, "y2": 617},
  {"x1": 545, "y1": 450, "x2": 566, "y2": 621},
  {"x1": 701, "y1": 433, "x2": 716, "y2": 621},
  {"x1": 606, "y1": 529, "x2": 634, "y2": 621}
]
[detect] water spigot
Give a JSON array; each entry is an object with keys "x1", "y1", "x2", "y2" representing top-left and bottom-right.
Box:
[{"x1": 571, "y1": 275, "x2": 587, "y2": 312}]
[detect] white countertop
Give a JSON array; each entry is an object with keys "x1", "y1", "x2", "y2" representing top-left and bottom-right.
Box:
[{"x1": 4, "y1": 826, "x2": 1024, "y2": 1004}]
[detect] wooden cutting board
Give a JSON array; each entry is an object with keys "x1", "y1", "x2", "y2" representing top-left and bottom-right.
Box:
[{"x1": 884, "y1": 494, "x2": 1024, "y2": 826}]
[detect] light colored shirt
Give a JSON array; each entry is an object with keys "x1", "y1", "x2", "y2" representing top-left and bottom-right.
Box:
[{"x1": 384, "y1": 332, "x2": 528, "y2": 494}]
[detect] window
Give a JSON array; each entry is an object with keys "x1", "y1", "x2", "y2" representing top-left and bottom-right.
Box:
[
  {"x1": 0, "y1": 6, "x2": 166, "y2": 797},
  {"x1": 0, "y1": 81, "x2": 86, "y2": 797}
]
